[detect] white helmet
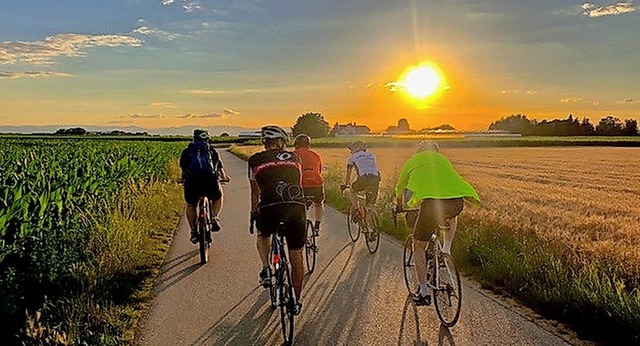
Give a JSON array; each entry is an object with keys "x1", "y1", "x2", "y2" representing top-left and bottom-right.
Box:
[
  {"x1": 418, "y1": 140, "x2": 439, "y2": 152},
  {"x1": 261, "y1": 125, "x2": 289, "y2": 141}
]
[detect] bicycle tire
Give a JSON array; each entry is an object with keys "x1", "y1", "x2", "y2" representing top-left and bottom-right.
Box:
[
  {"x1": 364, "y1": 208, "x2": 380, "y2": 253},
  {"x1": 305, "y1": 220, "x2": 317, "y2": 273},
  {"x1": 402, "y1": 235, "x2": 419, "y2": 295},
  {"x1": 433, "y1": 252, "x2": 462, "y2": 327},
  {"x1": 198, "y1": 218, "x2": 208, "y2": 264},
  {"x1": 280, "y1": 264, "x2": 295, "y2": 345},
  {"x1": 346, "y1": 206, "x2": 360, "y2": 242}
]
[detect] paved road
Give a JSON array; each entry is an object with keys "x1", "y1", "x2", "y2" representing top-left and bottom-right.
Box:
[{"x1": 137, "y1": 150, "x2": 573, "y2": 346}]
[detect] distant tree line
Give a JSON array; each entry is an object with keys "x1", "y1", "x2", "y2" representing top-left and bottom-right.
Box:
[
  {"x1": 54, "y1": 128, "x2": 149, "y2": 136},
  {"x1": 489, "y1": 114, "x2": 639, "y2": 136}
]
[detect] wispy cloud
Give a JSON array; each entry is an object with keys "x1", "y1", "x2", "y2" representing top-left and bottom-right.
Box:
[
  {"x1": 501, "y1": 89, "x2": 519, "y2": 94},
  {"x1": 121, "y1": 114, "x2": 165, "y2": 119},
  {"x1": 161, "y1": 0, "x2": 202, "y2": 12},
  {"x1": 561, "y1": 97, "x2": 582, "y2": 103},
  {"x1": 183, "y1": 89, "x2": 228, "y2": 95},
  {"x1": 617, "y1": 97, "x2": 634, "y2": 104},
  {"x1": 593, "y1": 100, "x2": 601, "y2": 106},
  {"x1": 176, "y1": 109, "x2": 240, "y2": 119},
  {"x1": 0, "y1": 33, "x2": 142, "y2": 65},
  {"x1": 0, "y1": 71, "x2": 71, "y2": 79},
  {"x1": 150, "y1": 102, "x2": 175, "y2": 108},
  {"x1": 582, "y1": 1, "x2": 637, "y2": 18},
  {"x1": 132, "y1": 26, "x2": 182, "y2": 40}
]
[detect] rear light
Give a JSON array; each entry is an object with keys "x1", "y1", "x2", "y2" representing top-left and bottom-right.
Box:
[{"x1": 273, "y1": 254, "x2": 281, "y2": 265}]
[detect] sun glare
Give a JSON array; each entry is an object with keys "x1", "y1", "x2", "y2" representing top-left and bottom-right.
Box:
[{"x1": 398, "y1": 62, "x2": 445, "y2": 106}]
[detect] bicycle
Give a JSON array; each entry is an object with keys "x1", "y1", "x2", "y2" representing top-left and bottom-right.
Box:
[
  {"x1": 392, "y1": 207, "x2": 462, "y2": 327},
  {"x1": 180, "y1": 178, "x2": 229, "y2": 265},
  {"x1": 250, "y1": 214, "x2": 298, "y2": 345},
  {"x1": 340, "y1": 185, "x2": 380, "y2": 253},
  {"x1": 304, "y1": 196, "x2": 318, "y2": 274}
]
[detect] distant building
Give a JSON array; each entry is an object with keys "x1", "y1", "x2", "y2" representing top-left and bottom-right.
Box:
[
  {"x1": 331, "y1": 122, "x2": 371, "y2": 136},
  {"x1": 238, "y1": 130, "x2": 262, "y2": 138},
  {"x1": 385, "y1": 118, "x2": 412, "y2": 135}
]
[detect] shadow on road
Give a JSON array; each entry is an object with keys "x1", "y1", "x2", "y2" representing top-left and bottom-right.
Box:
[
  {"x1": 397, "y1": 294, "x2": 424, "y2": 345},
  {"x1": 190, "y1": 286, "x2": 275, "y2": 346},
  {"x1": 438, "y1": 324, "x2": 455, "y2": 346},
  {"x1": 155, "y1": 260, "x2": 201, "y2": 294},
  {"x1": 160, "y1": 249, "x2": 198, "y2": 275}
]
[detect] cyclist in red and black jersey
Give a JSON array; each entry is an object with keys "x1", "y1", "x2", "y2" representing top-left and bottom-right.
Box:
[{"x1": 248, "y1": 125, "x2": 305, "y2": 315}]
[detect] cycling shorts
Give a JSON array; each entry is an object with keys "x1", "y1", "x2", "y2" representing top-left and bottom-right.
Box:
[
  {"x1": 414, "y1": 198, "x2": 464, "y2": 241},
  {"x1": 352, "y1": 175, "x2": 381, "y2": 205},
  {"x1": 184, "y1": 178, "x2": 222, "y2": 205},
  {"x1": 256, "y1": 203, "x2": 306, "y2": 250},
  {"x1": 303, "y1": 187, "x2": 325, "y2": 204}
]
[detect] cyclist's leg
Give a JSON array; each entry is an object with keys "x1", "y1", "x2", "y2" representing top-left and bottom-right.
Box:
[
  {"x1": 183, "y1": 180, "x2": 199, "y2": 241},
  {"x1": 205, "y1": 180, "x2": 223, "y2": 230},
  {"x1": 441, "y1": 198, "x2": 464, "y2": 255},
  {"x1": 255, "y1": 208, "x2": 273, "y2": 269},
  {"x1": 414, "y1": 199, "x2": 438, "y2": 300},
  {"x1": 285, "y1": 205, "x2": 306, "y2": 300},
  {"x1": 313, "y1": 187, "x2": 325, "y2": 231}
]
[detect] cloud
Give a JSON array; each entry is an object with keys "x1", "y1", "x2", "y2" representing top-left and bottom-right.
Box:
[
  {"x1": 183, "y1": 89, "x2": 228, "y2": 95},
  {"x1": 561, "y1": 97, "x2": 582, "y2": 103},
  {"x1": 121, "y1": 114, "x2": 165, "y2": 119},
  {"x1": 0, "y1": 33, "x2": 142, "y2": 65},
  {"x1": 132, "y1": 26, "x2": 181, "y2": 40},
  {"x1": 176, "y1": 109, "x2": 240, "y2": 119},
  {"x1": 160, "y1": 0, "x2": 202, "y2": 12},
  {"x1": 0, "y1": 71, "x2": 71, "y2": 79},
  {"x1": 501, "y1": 89, "x2": 519, "y2": 94},
  {"x1": 383, "y1": 81, "x2": 401, "y2": 92},
  {"x1": 150, "y1": 102, "x2": 175, "y2": 108},
  {"x1": 526, "y1": 90, "x2": 538, "y2": 95},
  {"x1": 582, "y1": 1, "x2": 637, "y2": 17},
  {"x1": 223, "y1": 109, "x2": 239, "y2": 115},
  {"x1": 593, "y1": 100, "x2": 601, "y2": 106},
  {"x1": 617, "y1": 98, "x2": 634, "y2": 104}
]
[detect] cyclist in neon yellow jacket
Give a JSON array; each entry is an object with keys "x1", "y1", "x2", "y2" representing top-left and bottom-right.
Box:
[{"x1": 395, "y1": 140, "x2": 480, "y2": 306}]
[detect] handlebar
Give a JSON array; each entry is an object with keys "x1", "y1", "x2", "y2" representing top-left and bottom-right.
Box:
[{"x1": 390, "y1": 205, "x2": 418, "y2": 228}]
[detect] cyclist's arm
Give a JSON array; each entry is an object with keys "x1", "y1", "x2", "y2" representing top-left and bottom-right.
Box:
[
  {"x1": 250, "y1": 180, "x2": 260, "y2": 213},
  {"x1": 395, "y1": 161, "x2": 411, "y2": 198},
  {"x1": 344, "y1": 164, "x2": 354, "y2": 185},
  {"x1": 179, "y1": 149, "x2": 189, "y2": 180}
]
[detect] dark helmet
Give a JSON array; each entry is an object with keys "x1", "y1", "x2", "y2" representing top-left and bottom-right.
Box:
[
  {"x1": 294, "y1": 134, "x2": 311, "y2": 148},
  {"x1": 348, "y1": 140, "x2": 366, "y2": 152},
  {"x1": 261, "y1": 125, "x2": 289, "y2": 142},
  {"x1": 193, "y1": 128, "x2": 210, "y2": 141}
]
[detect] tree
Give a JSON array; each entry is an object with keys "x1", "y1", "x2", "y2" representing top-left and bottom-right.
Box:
[
  {"x1": 596, "y1": 116, "x2": 624, "y2": 135},
  {"x1": 488, "y1": 114, "x2": 534, "y2": 135},
  {"x1": 397, "y1": 118, "x2": 410, "y2": 132},
  {"x1": 623, "y1": 119, "x2": 639, "y2": 136},
  {"x1": 292, "y1": 112, "x2": 330, "y2": 138}
]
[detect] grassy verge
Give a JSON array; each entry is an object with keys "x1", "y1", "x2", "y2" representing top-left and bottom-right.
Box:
[
  {"x1": 20, "y1": 161, "x2": 184, "y2": 345},
  {"x1": 228, "y1": 145, "x2": 640, "y2": 344}
]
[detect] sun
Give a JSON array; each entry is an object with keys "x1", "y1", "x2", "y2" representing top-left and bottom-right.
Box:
[{"x1": 398, "y1": 62, "x2": 445, "y2": 104}]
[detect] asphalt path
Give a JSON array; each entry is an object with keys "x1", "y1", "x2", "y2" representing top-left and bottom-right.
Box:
[{"x1": 137, "y1": 150, "x2": 573, "y2": 346}]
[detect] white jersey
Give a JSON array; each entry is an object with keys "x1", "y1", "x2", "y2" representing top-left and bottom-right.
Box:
[{"x1": 347, "y1": 150, "x2": 380, "y2": 177}]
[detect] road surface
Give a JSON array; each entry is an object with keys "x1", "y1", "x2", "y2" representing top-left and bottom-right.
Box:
[{"x1": 137, "y1": 150, "x2": 575, "y2": 346}]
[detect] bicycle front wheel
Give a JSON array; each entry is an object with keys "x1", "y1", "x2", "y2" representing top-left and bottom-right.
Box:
[
  {"x1": 403, "y1": 235, "x2": 419, "y2": 295},
  {"x1": 364, "y1": 208, "x2": 380, "y2": 253},
  {"x1": 346, "y1": 206, "x2": 360, "y2": 242},
  {"x1": 433, "y1": 253, "x2": 462, "y2": 327},
  {"x1": 305, "y1": 220, "x2": 317, "y2": 273},
  {"x1": 279, "y1": 265, "x2": 295, "y2": 345}
]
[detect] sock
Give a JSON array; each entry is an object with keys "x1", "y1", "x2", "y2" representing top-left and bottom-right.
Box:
[
  {"x1": 419, "y1": 283, "x2": 429, "y2": 297},
  {"x1": 314, "y1": 220, "x2": 320, "y2": 229},
  {"x1": 443, "y1": 240, "x2": 452, "y2": 255}
]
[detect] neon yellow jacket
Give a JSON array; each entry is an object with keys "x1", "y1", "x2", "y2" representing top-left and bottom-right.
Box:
[{"x1": 395, "y1": 151, "x2": 480, "y2": 208}]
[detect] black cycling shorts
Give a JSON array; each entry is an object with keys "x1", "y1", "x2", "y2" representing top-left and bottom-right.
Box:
[
  {"x1": 352, "y1": 175, "x2": 381, "y2": 205},
  {"x1": 256, "y1": 203, "x2": 306, "y2": 250},
  {"x1": 414, "y1": 198, "x2": 464, "y2": 241},
  {"x1": 303, "y1": 187, "x2": 325, "y2": 204},
  {"x1": 184, "y1": 178, "x2": 222, "y2": 205}
]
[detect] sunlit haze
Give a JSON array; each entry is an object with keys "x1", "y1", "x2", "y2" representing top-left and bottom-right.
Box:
[{"x1": 1, "y1": 1, "x2": 639, "y2": 132}]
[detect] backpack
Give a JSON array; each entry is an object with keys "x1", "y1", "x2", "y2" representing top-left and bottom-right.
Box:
[{"x1": 187, "y1": 141, "x2": 219, "y2": 179}]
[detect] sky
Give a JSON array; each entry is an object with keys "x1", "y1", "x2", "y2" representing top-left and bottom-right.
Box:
[{"x1": 1, "y1": 0, "x2": 639, "y2": 132}]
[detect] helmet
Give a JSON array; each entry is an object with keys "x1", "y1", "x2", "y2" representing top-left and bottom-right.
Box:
[
  {"x1": 418, "y1": 140, "x2": 439, "y2": 152},
  {"x1": 193, "y1": 128, "x2": 210, "y2": 141},
  {"x1": 261, "y1": 125, "x2": 289, "y2": 141},
  {"x1": 348, "y1": 140, "x2": 366, "y2": 152},
  {"x1": 294, "y1": 134, "x2": 311, "y2": 148}
]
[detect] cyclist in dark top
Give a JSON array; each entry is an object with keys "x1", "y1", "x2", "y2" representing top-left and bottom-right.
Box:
[
  {"x1": 249, "y1": 125, "x2": 305, "y2": 315},
  {"x1": 180, "y1": 128, "x2": 230, "y2": 244}
]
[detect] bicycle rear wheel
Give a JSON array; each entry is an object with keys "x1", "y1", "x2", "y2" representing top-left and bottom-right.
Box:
[
  {"x1": 402, "y1": 235, "x2": 419, "y2": 295},
  {"x1": 279, "y1": 264, "x2": 295, "y2": 345},
  {"x1": 197, "y1": 218, "x2": 208, "y2": 264},
  {"x1": 305, "y1": 220, "x2": 317, "y2": 273},
  {"x1": 364, "y1": 208, "x2": 380, "y2": 253},
  {"x1": 346, "y1": 206, "x2": 360, "y2": 242},
  {"x1": 433, "y1": 253, "x2": 462, "y2": 327}
]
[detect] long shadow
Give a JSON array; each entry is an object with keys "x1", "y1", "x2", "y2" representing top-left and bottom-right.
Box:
[
  {"x1": 154, "y1": 262, "x2": 201, "y2": 294},
  {"x1": 160, "y1": 249, "x2": 198, "y2": 275},
  {"x1": 190, "y1": 286, "x2": 274, "y2": 346},
  {"x1": 397, "y1": 294, "x2": 425, "y2": 346},
  {"x1": 437, "y1": 324, "x2": 455, "y2": 346}
]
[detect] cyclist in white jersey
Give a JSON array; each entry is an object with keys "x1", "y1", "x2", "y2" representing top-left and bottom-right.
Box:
[{"x1": 341, "y1": 141, "x2": 381, "y2": 217}]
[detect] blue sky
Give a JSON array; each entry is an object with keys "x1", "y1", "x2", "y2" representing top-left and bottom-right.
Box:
[{"x1": 1, "y1": 0, "x2": 638, "y2": 131}]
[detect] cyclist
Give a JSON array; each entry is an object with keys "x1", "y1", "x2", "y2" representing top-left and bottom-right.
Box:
[
  {"x1": 180, "y1": 128, "x2": 230, "y2": 244},
  {"x1": 293, "y1": 134, "x2": 324, "y2": 235},
  {"x1": 341, "y1": 140, "x2": 381, "y2": 221},
  {"x1": 394, "y1": 140, "x2": 479, "y2": 306},
  {"x1": 249, "y1": 125, "x2": 305, "y2": 315}
]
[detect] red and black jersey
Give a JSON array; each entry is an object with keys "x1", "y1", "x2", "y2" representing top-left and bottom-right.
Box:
[{"x1": 248, "y1": 149, "x2": 305, "y2": 207}]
